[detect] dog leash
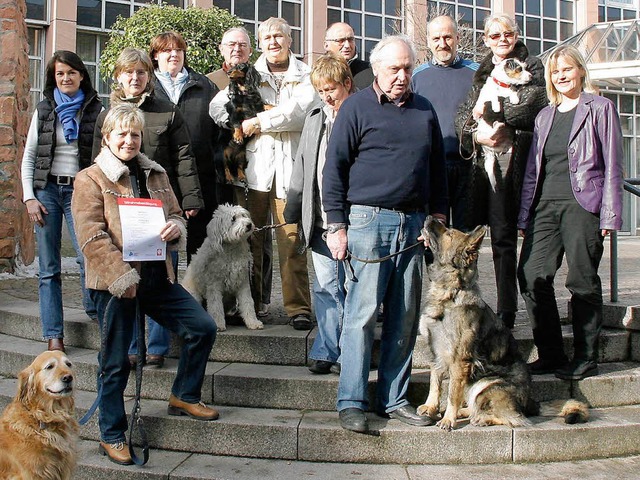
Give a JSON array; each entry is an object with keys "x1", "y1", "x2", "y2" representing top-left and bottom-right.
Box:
[
  {"x1": 79, "y1": 296, "x2": 149, "y2": 466},
  {"x1": 253, "y1": 222, "x2": 286, "y2": 233}
]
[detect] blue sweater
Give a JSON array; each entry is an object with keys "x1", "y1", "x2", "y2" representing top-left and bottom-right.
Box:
[
  {"x1": 323, "y1": 86, "x2": 448, "y2": 224},
  {"x1": 412, "y1": 57, "x2": 478, "y2": 164}
]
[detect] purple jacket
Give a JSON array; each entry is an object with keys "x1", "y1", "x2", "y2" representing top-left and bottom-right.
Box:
[{"x1": 518, "y1": 92, "x2": 624, "y2": 231}]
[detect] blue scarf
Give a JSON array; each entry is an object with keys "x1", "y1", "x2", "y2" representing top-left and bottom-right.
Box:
[
  {"x1": 155, "y1": 68, "x2": 189, "y2": 104},
  {"x1": 54, "y1": 88, "x2": 85, "y2": 143}
]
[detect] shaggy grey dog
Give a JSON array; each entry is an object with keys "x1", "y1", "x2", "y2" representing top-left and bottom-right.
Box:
[{"x1": 182, "y1": 204, "x2": 263, "y2": 332}]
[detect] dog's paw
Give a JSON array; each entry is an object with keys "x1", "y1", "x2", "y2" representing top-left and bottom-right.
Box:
[
  {"x1": 217, "y1": 323, "x2": 227, "y2": 332},
  {"x1": 245, "y1": 320, "x2": 264, "y2": 330},
  {"x1": 417, "y1": 403, "x2": 440, "y2": 420},
  {"x1": 436, "y1": 416, "x2": 457, "y2": 431}
]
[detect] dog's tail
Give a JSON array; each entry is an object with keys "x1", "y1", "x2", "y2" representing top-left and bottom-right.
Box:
[{"x1": 539, "y1": 399, "x2": 590, "y2": 424}]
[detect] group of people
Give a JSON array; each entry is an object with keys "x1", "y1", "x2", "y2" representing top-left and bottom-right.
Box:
[{"x1": 20, "y1": 11, "x2": 623, "y2": 458}]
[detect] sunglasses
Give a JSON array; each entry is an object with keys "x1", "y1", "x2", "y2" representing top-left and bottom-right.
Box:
[{"x1": 487, "y1": 31, "x2": 516, "y2": 41}]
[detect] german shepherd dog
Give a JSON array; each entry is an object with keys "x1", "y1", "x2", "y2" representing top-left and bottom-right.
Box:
[
  {"x1": 224, "y1": 62, "x2": 268, "y2": 183},
  {"x1": 418, "y1": 217, "x2": 588, "y2": 430}
]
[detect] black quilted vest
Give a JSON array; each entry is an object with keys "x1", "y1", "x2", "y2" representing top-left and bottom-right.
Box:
[{"x1": 33, "y1": 89, "x2": 103, "y2": 189}]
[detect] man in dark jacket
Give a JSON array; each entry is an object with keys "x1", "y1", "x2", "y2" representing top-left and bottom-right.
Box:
[{"x1": 324, "y1": 22, "x2": 374, "y2": 90}]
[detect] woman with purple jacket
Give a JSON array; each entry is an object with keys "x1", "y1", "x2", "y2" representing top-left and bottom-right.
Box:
[{"x1": 517, "y1": 45, "x2": 624, "y2": 381}]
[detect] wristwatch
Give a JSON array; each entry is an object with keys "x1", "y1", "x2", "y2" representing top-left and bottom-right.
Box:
[{"x1": 326, "y1": 223, "x2": 347, "y2": 234}]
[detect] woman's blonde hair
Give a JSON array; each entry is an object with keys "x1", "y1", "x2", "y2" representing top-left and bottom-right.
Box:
[
  {"x1": 545, "y1": 45, "x2": 596, "y2": 106},
  {"x1": 101, "y1": 103, "x2": 145, "y2": 148},
  {"x1": 310, "y1": 52, "x2": 354, "y2": 93},
  {"x1": 258, "y1": 17, "x2": 292, "y2": 48},
  {"x1": 112, "y1": 47, "x2": 154, "y2": 95},
  {"x1": 483, "y1": 14, "x2": 519, "y2": 35}
]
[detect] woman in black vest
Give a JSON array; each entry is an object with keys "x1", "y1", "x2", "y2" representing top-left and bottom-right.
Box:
[{"x1": 20, "y1": 50, "x2": 103, "y2": 353}]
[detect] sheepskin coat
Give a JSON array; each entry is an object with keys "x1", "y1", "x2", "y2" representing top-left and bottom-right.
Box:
[
  {"x1": 455, "y1": 41, "x2": 548, "y2": 228},
  {"x1": 72, "y1": 148, "x2": 186, "y2": 298}
]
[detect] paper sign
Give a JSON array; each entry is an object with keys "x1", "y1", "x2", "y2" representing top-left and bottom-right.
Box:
[{"x1": 117, "y1": 198, "x2": 167, "y2": 261}]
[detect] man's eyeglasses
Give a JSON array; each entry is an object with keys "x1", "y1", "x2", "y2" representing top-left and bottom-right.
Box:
[
  {"x1": 487, "y1": 31, "x2": 516, "y2": 41},
  {"x1": 222, "y1": 41, "x2": 250, "y2": 50},
  {"x1": 326, "y1": 36, "x2": 356, "y2": 45}
]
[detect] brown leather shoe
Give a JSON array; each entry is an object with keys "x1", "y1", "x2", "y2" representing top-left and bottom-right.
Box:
[
  {"x1": 167, "y1": 394, "x2": 219, "y2": 421},
  {"x1": 48, "y1": 338, "x2": 65, "y2": 352},
  {"x1": 145, "y1": 354, "x2": 164, "y2": 368},
  {"x1": 99, "y1": 441, "x2": 133, "y2": 465}
]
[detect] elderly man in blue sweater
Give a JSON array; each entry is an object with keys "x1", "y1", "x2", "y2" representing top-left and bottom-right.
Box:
[
  {"x1": 412, "y1": 15, "x2": 478, "y2": 232},
  {"x1": 323, "y1": 35, "x2": 448, "y2": 433}
]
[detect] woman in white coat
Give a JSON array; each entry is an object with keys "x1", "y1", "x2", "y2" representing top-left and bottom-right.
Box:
[{"x1": 210, "y1": 17, "x2": 318, "y2": 330}]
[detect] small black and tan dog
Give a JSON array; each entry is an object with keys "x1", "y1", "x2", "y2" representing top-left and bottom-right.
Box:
[{"x1": 224, "y1": 62, "x2": 268, "y2": 183}]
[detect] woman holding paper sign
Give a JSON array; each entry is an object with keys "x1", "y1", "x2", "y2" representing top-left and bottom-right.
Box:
[{"x1": 72, "y1": 103, "x2": 218, "y2": 466}]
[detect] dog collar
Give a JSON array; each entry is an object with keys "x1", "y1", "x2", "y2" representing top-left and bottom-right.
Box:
[{"x1": 491, "y1": 76, "x2": 511, "y2": 89}]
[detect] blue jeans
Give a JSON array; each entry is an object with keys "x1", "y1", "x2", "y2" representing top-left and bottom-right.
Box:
[
  {"x1": 309, "y1": 229, "x2": 345, "y2": 363},
  {"x1": 35, "y1": 181, "x2": 95, "y2": 339},
  {"x1": 90, "y1": 262, "x2": 216, "y2": 443},
  {"x1": 336, "y1": 206, "x2": 425, "y2": 413},
  {"x1": 128, "y1": 251, "x2": 178, "y2": 357}
]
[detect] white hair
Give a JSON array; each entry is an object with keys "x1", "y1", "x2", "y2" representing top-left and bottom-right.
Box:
[{"x1": 369, "y1": 35, "x2": 416, "y2": 76}]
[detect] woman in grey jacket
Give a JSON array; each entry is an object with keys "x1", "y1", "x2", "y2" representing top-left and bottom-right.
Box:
[
  {"x1": 284, "y1": 53, "x2": 354, "y2": 373},
  {"x1": 517, "y1": 45, "x2": 624, "y2": 381}
]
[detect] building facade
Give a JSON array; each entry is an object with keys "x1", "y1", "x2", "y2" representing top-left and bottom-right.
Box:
[{"x1": 24, "y1": 0, "x2": 640, "y2": 233}]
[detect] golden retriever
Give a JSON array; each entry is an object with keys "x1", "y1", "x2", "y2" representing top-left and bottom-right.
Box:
[{"x1": 0, "y1": 351, "x2": 78, "y2": 480}]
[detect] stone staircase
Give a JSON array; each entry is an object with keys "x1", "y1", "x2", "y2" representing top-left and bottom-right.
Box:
[{"x1": 0, "y1": 287, "x2": 639, "y2": 479}]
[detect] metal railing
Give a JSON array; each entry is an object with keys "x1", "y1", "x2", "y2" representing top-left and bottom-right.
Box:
[{"x1": 610, "y1": 178, "x2": 640, "y2": 302}]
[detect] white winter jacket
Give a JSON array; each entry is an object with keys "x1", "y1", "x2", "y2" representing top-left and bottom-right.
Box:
[{"x1": 209, "y1": 53, "x2": 318, "y2": 198}]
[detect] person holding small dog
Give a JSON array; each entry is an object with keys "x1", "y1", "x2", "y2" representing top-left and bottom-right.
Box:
[
  {"x1": 456, "y1": 14, "x2": 548, "y2": 330},
  {"x1": 323, "y1": 35, "x2": 448, "y2": 433},
  {"x1": 209, "y1": 17, "x2": 317, "y2": 330},
  {"x1": 92, "y1": 47, "x2": 204, "y2": 368},
  {"x1": 284, "y1": 53, "x2": 355, "y2": 374},
  {"x1": 21, "y1": 50, "x2": 103, "y2": 352},
  {"x1": 518, "y1": 46, "x2": 624, "y2": 381},
  {"x1": 73, "y1": 103, "x2": 218, "y2": 465}
]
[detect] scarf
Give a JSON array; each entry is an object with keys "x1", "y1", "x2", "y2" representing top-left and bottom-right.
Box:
[
  {"x1": 155, "y1": 68, "x2": 189, "y2": 104},
  {"x1": 54, "y1": 88, "x2": 85, "y2": 144}
]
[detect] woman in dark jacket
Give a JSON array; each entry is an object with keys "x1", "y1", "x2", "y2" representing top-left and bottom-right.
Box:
[
  {"x1": 150, "y1": 31, "x2": 221, "y2": 262},
  {"x1": 517, "y1": 45, "x2": 624, "y2": 381},
  {"x1": 456, "y1": 14, "x2": 548, "y2": 329},
  {"x1": 92, "y1": 47, "x2": 204, "y2": 367},
  {"x1": 21, "y1": 50, "x2": 103, "y2": 351}
]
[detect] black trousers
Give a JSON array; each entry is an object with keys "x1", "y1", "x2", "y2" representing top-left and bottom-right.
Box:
[
  {"x1": 518, "y1": 198, "x2": 604, "y2": 362},
  {"x1": 488, "y1": 180, "x2": 519, "y2": 314}
]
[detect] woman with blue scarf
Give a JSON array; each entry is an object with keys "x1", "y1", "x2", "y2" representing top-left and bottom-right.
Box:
[{"x1": 21, "y1": 50, "x2": 103, "y2": 352}]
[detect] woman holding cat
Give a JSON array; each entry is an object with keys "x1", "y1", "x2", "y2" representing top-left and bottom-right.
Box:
[
  {"x1": 517, "y1": 45, "x2": 623, "y2": 381},
  {"x1": 456, "y1": 14, "x2": 548, "y2": 330}
]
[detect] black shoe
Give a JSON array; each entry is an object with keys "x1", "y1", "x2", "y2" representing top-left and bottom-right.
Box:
[
  {"x1": 308, "y1": 360, "x2": 334, "y2": 374},
  {"x1": 330, "y1": 363, "x2": 341, "y2": 375},
  {"x1": 555, "y1": 359, "x2": 598, "y2": 381},
  {"x1": 145, "y1": 354, "x2": 165, "y2": 368},
  {"x1": 498, "y1": 311, "x2": 516, "y2": 329},
  {"x1": 527, "y1": 357, "x2": 568, "y2": 375},
  {"x1": 383, "y1": 405, "x2": 434, "y2": 427},
  {"x1": 291, "y1": 314, "x2": 313, "y2": 331},
  {"x1": 339, "y1": 408, "x2": 368, "y2": 433}
]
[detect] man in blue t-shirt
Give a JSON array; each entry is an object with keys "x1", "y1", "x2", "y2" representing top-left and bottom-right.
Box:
[
  {"x1": 412, "y1": 15, "x2": 478, "y2": 232},
  {"x1": 323, "y1": 35, "x2": 448, "y2": 434}
]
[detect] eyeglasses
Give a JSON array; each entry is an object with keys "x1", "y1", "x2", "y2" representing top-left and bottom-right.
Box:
[
  {"x1": 487, "y1": 31, "x2": 516, "y2": 41},
  {"x1": 326, "y1": 36, "x2": 355, "y2": 45},
  {"x1": 222, "y1": 41, "x2": 250, "y2": 50}
]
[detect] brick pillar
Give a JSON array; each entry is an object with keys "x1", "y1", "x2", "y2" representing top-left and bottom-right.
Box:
[{"x1": 0, "y1": 0, "x2": 34, "y2": 272}]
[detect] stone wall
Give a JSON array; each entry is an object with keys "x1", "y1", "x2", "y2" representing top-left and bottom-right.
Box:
[{"x1": 0, "y1": 0, "x2": 33, "y2": 272}]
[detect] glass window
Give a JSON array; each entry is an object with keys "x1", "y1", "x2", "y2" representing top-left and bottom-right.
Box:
[
  {"x1": 365, "y1": 14, "x2": 382, "y2": 38},
  {"x1": 291, "y1": 29, "x2": 301, "y2": 55},
  {"x1": 328, "y1": 0, "x2": 340, "y2": 6},
  {"x1": 458, "y1": 6, "x2": 473, "y2": 28},
  {"x1": 620, "y1": 95, "x2": 634, "y2": 114},
  {"x1": 345, "y1": 12, "x2": 362, "y2": 35},
  {"x1": 216, "y1": 0, "x2": 232, "y2": 10},
  {"x1": 345, "y1": 0, "x2": 362, "y2": 9},
  {"x1": 236, "y1": 0, "x2": 256, "y2": 20},
  {"x1": 26, "y1": 0, "x2": 46, "y2": 21},
  {"x1": 527, "y1": 40, "x2": 541, "y2": 56},
  {"x1": 259, "y1": 0, "x2": 278, "y2": 20},
  {"x1": 623, "y1": 9, "x2": 637, "y2": 20},
  {"x1": 105, "y1": 2, "x2": 130, "y2": 30},
  {"x1": 476, "y1": 0, "x2": 490, "y2": 6},
  {"x1": 515, "y1": 0, "x2": 524, "y2": 12},
  {"x1": 543, "y1": 19, "x2": 556, "y2": 40},
  {"x1": 559, "y1": 22, "x2": 572, "y2": 41},
  {"x1": 526, "y1": 0, "x2": 540, "y2": 15},
  {"x1": 365, "y1": 0, "x2": 382, "y2": 14},
  {"x1": 385, "y1": 0, "x2": 401, "y2": 16},
  {"x1": 328, "y1": 9, "x2": 341, "y2": 26},
  {"x1": 77, "y1": 0, "x2": 102, "y2": 28},
  {"x1": 27, "y1": 27, "x2": 45, "y2": 110},
  {"x1": 76, "y1": 32, "x2": 111, "y2": 106},
  {"x1": 607, "y1": 7, "x2": 621, "y2": 21},
  {"x1": 526, "y1": 17, "x2": 541, "y2": 38},
  {"x1": 560, "y1": 1, "x2": 573, "y2": 21},
  {"x1": 282, "y1": 2, "x2": 301, "y2": 27},
  {"x1": 598, "y1": 6, "x2": 605, "y2": 22},
  {"x1": 543, "y1": 0, "x2": 556, "y2": 18}
]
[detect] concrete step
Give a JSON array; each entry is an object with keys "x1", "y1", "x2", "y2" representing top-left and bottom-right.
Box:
[
  {"x1": 0, "y1": 333, "x2": 638, "y2": 411},
  {"x1": 1, "y1": 377, "x2": 639, "y2": 466},
  {"x1": 70, "y1": 439, "x2": 640, "y2": 480},
  {"x1": 0, "y1": 292, "x2": 636, "y2": 367}
]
